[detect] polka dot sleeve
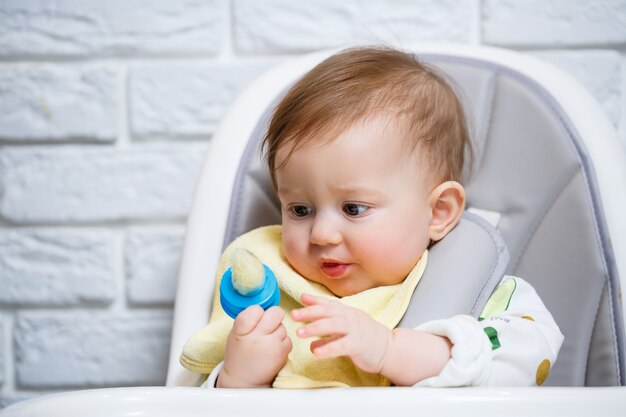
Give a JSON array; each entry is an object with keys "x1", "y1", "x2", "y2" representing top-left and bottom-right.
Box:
[{"x1": 414, "y1": 277, "x2": 564, "y2": 387}]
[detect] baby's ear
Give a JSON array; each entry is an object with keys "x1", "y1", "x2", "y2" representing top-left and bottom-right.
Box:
[{"x1": 428, "y1": 181, "x2": 466, "y2": 242}]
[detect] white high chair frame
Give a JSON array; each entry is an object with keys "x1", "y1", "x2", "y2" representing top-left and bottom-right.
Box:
[{"x1": 2, "y1": 44, "x2": 625, "y2": 417}]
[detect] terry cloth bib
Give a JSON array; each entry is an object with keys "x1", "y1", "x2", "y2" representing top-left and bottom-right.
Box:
[{"x1": 180, "y1": 225, "x2": 428, "y2": 388}]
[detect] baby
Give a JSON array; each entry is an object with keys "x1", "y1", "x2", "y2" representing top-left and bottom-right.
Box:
[{"x1": 182, "y1": 47, "x2": 563, "y2": 388}]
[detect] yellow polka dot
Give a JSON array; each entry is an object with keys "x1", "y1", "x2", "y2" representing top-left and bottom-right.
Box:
[
  {"x1": 522, "y1": 315, "x2": 535, "y2": 321},
  {"x1": 536, "y1": 359, "x2": 551, "y2": 385}
]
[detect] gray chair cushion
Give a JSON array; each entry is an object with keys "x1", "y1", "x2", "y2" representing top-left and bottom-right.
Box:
[{"x1": 399, "y1": 211, "x2": 509, "y2": 328}]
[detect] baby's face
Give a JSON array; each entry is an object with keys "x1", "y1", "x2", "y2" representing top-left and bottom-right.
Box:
[{"x1": 274, "y1": 116, "x2": 437, "y2": 296}]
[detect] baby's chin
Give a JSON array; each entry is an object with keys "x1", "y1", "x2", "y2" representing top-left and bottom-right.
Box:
[
  {"x1": 288, "y1": 261, "x2": 373, "y2": 297},
  {"x1": 322, "y1": 280, "x2": 373, "y2": 298},
  {"x1": 324, "y1": 273, "x2": 410, "y2": 297},
  {"x1": 301, "y1": 271, "x2": 364, "y2": 297}
]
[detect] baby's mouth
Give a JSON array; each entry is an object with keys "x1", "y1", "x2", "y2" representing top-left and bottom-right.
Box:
[{"x1": 320, "y1": 262, "x2": 350, "y2": 278}]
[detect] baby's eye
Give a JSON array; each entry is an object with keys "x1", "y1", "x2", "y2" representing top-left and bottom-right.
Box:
[
  {"x1": 343, "y1": 203, "x2": 369, "y2": 217},
  {"x1": 289, "y1": 205, "x2": 312, "y2": 218}
]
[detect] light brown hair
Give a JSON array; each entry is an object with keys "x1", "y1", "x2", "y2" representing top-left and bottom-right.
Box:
[{"x1": 262, "y1": 46, "x2": 472, "y2": 187}]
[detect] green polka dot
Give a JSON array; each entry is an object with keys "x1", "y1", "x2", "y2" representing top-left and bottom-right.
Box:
[
  {"x1": 483, "y1": 326, "x2": 501, "y2": 350},
  {"x1": 480, "y1": 279, "x2": 517, "y2": 320}
]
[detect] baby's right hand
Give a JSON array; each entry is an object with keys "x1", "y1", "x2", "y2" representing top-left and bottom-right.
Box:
[{"x1": 218, "y1": 305, "x2": 292, "y2": 388}]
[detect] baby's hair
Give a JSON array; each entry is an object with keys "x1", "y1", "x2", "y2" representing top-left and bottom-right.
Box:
[{"x1": 262, "y1": 46, "x2": 472, "y2": 187}]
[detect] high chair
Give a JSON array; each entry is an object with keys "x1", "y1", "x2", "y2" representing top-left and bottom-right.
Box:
[{"x1": 3, "y1": 44, "x2": 625, "y2": 417}]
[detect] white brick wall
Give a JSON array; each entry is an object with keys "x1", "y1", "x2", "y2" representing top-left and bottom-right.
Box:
[
  {"x1": 0, "y1": 0, "x2": 224, "y2": 57},
  {"x1": 232, "y1": 0, "x2": 474, "y2": 53},
  {"x1": 129, "y1": 62, "x2": 273, "y2": 137},
  {"x1": 0, "y1": 65, "x2": 119, "y2": 142},
  {"x1": 125, "y1": 228, "x2": 185, "y2": 305},
  {"x1": 0, "y1": 229, "x2": 116, "y2": 305},
  {"x1": 482, "y1": 0, "x2": 626, "y2": 46},
  {"x1": 0, "y1": 146, "x2": 206, "y2": 222},
  {"x1": 0, "y1": 0, "x2": 624, "y2": 408},
  {"x1": 14, "y1": 311, "x2": 173, "y2": 388}
]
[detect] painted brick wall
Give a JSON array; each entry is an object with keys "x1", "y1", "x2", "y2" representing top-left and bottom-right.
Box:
[{"x1": 1, "y1": 0, "x2": 625, "y2": 408}]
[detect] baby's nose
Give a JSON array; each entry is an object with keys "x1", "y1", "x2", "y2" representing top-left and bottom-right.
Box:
[{"x1": 309, "y1": 214, "x2": 342, "y2": 246}]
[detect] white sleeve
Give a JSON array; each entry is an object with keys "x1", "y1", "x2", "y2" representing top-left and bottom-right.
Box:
[
  {"x1": 200, "y1": 362, "x2": 223, "y2": 389},
  {"x1": 414, "y1": 276, "x2": 564, "y2": 387}
]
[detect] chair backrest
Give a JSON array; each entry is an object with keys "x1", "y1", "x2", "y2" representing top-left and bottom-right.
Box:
[
  {"x1": 426, "y1": 54, "x2": 625, "y2": 386},
  {"x1": 167, "y1": 45, "x2": 626, "y2": 387}
]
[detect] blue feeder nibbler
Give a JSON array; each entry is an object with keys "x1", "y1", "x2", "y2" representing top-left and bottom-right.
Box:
[{"x1": 219, "y1": 248, "x2": 280, "y2": 319}]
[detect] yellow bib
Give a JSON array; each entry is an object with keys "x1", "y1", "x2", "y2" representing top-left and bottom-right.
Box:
[{"x1": 180, "y1": 225, "x2": 427, "y2": 388}]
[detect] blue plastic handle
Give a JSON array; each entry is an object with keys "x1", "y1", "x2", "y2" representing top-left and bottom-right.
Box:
[{"x1": 219, "y1": 264, "x2": 280, "y2": 319}]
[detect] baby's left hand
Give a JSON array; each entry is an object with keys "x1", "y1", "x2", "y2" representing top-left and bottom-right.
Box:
[{"x1": 291, "y1": 293, "x2": 392, "y2": 374}]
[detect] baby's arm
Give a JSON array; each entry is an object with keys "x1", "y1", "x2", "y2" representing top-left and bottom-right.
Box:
[
  {"x1": 415, "y1": 276, "x2": 564, "y2": 386},
  {"x1": 379, "y1": 327, "x2": 452, "y2": 385},
  {"x1": 291, "y1": 293, "x2": 452, "y2": 385},
  {"x1": 293, "y1": 277, "x2": 563, "y2": 386},
  {"x1": 216, "y1": 305, "x2": 292, "y2": 388}
]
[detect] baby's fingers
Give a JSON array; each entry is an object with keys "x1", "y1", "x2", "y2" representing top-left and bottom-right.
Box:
[
  {"x1": 301, "y1": 293, "x2": 338, "y2": 307},
  {"x1": 309, "y1": 335, "x2": 341, "y2": 355},
  {"x1": 296, "y1": 317, "x2": 347, "y2": 339},
  {"x1": 256, "y1": 306, "x2": 286, "y2": 334},
  {"x1": 292, "y1": 297, "x2": 346, "y2": 322},
  {"x1": 280, "y1": 326, "x2": 293, "y2": 352},
  {"x1": 274, "y1": 322, "x2": 288, "y2": 341},
  {"x1": 291, "y1": 304, "x2": 331, "y2": 322},
  {"x1": 310, "y1": 336, "x2": 350, "y2": 359},
  {"x1": 232, "y1": 305, "x2": 264, "y2": 335}
]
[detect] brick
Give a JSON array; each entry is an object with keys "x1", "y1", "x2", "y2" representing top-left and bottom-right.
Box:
[
  {"x1": 0, "y1": 0, "x2": 223, "y2": 57},
  {"x1": 0, "y1": 229, "x2": 115, "y2": 306},
  {"x1": 126, "y1": 228, "x2": 185, "y2": 305},
  {"x1": 0, "y1": 145, "x2": 205, "y2": 223},
  {"x1": 529, "y1": 50, "x2": 622, "y2": 126},
  {"x1": 129, "y1": 62, "x2": 272, "y2": 138},
  {"x1": 233, "y1": 0, "x2": 472, "y2": 54},
  {"x1": 15, "y1": 311, "x2": 172, "y2": 388},
  {"x1": 0, "y1": 65, "x2": 118, "y2": 142},
  {"x1": 483, "y1": 0, "x2": 626, "y2": 46}
]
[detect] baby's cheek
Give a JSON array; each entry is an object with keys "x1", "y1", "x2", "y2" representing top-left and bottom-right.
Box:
[
  {"x1": 282, "y1": 234, "x2": 305, "y2": 268},
  {"x1": 358, "y1": 234, "x2": 422, "y2": 279},
  {"x1": 360, "y1": 229, "x2": 398, "y2": 254},
  {"x1": 357, "y1": 236, "x2": 398, "y2": 264}
]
